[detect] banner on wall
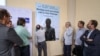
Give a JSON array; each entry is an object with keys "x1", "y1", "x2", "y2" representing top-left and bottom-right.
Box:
[{"x1": 36, "y1": 3, "x2": 60, "y2": 40}]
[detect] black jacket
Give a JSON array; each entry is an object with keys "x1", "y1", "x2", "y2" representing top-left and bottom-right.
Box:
[
  {"x1": 80, "y1": 29, "x2": 100, "y2": 56},
  {"x1": 45, "y1": 27, "x2": 56, "y2": 41}
]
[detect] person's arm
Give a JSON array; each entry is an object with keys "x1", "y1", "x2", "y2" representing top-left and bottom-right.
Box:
[
  {"x1": 80, "y1": 30, "x2": 88, "y2": 41},
  {"x1": 85, "y1": 31, "x2": 100, "y2": 46},
  {"x1": 80, "y1": 34, "x2": 94, "y2": 46},
  {"x1": 22, "y1": 28, "x2": 32, "y2": 39},
  {"x1": 66, "y1": 27, "x2": 73, "y2": 36},
  {"x1": 94, "y1": 31, "x2": 100, "y2": 46},
  {"x1": 84, "y1": 38, "x2": 94, "y2": 45},
  {"x1": 81, "y1": 35, "x2": 94, "y2": 46},
  {"x1": 73, "y1": 31, "x2": 76, "y2": 45},
  {"x1": 35, "y1": 32, "x2": 38, "y2": 48},
  {"x1": 7, "y1": 28, "x2": 23, "y2": 45}
]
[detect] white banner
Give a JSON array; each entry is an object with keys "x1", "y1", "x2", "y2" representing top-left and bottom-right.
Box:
[{"x1": 36, "y1": 3, "x2": 60, "y2": 40}]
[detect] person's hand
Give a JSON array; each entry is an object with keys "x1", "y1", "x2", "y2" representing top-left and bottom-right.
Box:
[
  {"x1": 13, "y1": 44, "x2": 17, "y2": 46},
  {"x1": 87, "y1": 38, "x2": 93, "y2": 41},
  {"x1": 83, "y1": 36, "x2": 87, "y2": 40},
  {"x1": 83, "y1": 36, "x2": 86, "y2": 38}
]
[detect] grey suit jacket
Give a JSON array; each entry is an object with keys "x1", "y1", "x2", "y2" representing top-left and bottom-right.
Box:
[{"x1": 0, "y1": 23, "x2": 23, "y2": 56}]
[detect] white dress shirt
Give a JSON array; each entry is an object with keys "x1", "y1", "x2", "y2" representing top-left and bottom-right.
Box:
[
  {"x1": 35, "y1": 29, "x2": 45, "y2": 45},
  {"x1": 64, "y1": 27, "x2": 73, "y2": 45},
  {"x1": 75, "y1": 28, "x2": 86, "y2": 45}
]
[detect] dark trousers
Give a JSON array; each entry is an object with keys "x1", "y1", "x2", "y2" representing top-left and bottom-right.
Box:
[
  {"x1": 20, "y1": 45, "x2": 30, "y2": 56},
  {"x1": 83, "y1": 47, "x2": 87, "y2": 56},
  {"x1": 63, "y1": 45, "x2": 71, "y2": 56},
  {"x1": 14, "y1": 46, "x2": 21, "y2": 56},
  {"x1": 75, "y1": 45, "x2": 83, "y2": 56},
  {"x1": 83, "y1": 47, "x2": 99, "y2": 56},
  {"x1": 38, "y1": 41, "x2": 47, "y2": 56}
]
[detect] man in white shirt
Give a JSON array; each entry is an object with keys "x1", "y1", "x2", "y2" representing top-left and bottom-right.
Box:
[
  {"x1": 35, "y1": 25, "x2": 47, "y2": 56},
  {"x1": 63, "y1": 22, "x2": 73, "y2": 56},
  {"x1": 74, "y1": 21, "x2": 86, "y2": 56}
]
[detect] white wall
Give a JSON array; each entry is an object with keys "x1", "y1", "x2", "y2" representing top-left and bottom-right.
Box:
[{"x1": 76, "y1": 0, "x2": 100, "y2": 29}]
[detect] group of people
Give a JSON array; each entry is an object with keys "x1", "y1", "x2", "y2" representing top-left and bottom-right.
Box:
[
  {"x1": 63, "y1": 20, "x2": 100, "y2": 56},
  {"x1": 0, "y1": 8, "x2": 100, "y2": 56},
  {"x1": 0, "y1": 8, "x2": 56, "y2": 56},
  {"x1": 0, "y1": 8, "x2": 32, "y2": 56},
  {"x1": 35, "y1": 18, "x2": 100, "y2": 56}
]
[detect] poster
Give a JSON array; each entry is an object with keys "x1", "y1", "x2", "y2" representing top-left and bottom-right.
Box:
[{"x1": 36, "y1": 3, "x2": 60, "y2": 40}]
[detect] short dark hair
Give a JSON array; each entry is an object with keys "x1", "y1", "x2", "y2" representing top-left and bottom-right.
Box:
[
  {"x1": 45, "y1": 18, "x2": 51, "y2": 24},
  {"x1": 17, "y1": 18, "x2": 26, "y2": 26},
  {"x1": 90, "y1": 20, "x2": 98, "y2": 27},
  {"x1": 0, "y1": 8, "x2": 10, "y2": 20},
  {"x1": 36, "y1": 24, "x2": 41, "y2": 30},
  {"x1": 79, "y1": 21, "x2": 85, "y2": 26}
]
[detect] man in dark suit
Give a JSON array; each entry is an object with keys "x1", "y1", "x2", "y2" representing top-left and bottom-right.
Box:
[
  {"x1": 80, "y1": 20, "x2": 100, "y2": 56},
  {"x1": 0, "y1": 8, "x2": 23, "y2": 56}
]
